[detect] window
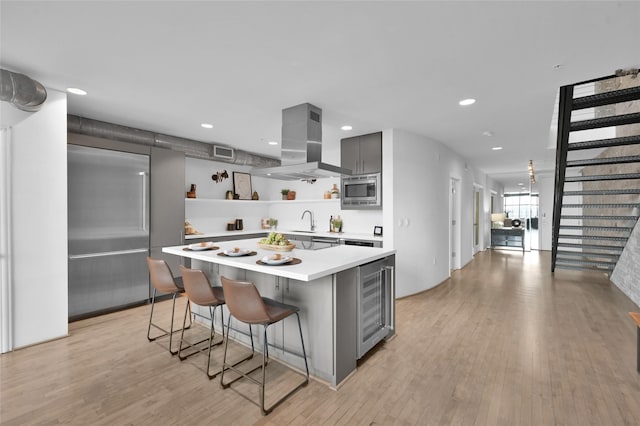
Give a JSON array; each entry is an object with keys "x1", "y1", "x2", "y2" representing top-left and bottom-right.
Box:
[{"x1": 504, "y1": 192, "x2": 539, "y2": 224}]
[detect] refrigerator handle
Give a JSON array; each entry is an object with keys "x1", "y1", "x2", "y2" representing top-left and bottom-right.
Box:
[
  {"x1": 385, "y1": 265, "x2": 395, "y2": 331},
  {"x1": 140, "y1": 171, "x2": 147, "y2": 231},
  {"x1": 69, "y1": 248, "x2": 149, "y2": 260}
]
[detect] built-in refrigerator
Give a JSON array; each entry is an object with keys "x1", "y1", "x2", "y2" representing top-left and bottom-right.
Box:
[{"x1": 67, "y1": 144, "x2": 150, "y2": 320}]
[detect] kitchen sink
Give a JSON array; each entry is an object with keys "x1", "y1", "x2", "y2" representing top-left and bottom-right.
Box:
[
  {"x1": 289, "y1": 239, "x2": 334, "y2": 250},
  {"x1": 291, "y1": 230, "x2": 316, "y2": 233}
]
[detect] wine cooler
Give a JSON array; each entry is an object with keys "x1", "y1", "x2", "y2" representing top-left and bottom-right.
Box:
[{"x1": 356, "y1": 256, "x2": 395, "y2": 359}]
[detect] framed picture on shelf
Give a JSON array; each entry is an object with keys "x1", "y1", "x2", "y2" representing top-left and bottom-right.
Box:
[{"x1": 233, "y1": 172, "x2": 252, "y2": 200}]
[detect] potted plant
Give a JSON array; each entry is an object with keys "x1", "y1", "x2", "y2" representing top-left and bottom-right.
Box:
[
  {"x1": 331, "y1": 217, "x2": 343, "y2": 233},
  {"x1": 280, "y1": 189, "x2": 289, "y2": 200}
]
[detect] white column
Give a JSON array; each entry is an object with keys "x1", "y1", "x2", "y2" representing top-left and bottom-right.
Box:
[{"x1": 1, "y1": 128, "x2": 13, "y2": 353}]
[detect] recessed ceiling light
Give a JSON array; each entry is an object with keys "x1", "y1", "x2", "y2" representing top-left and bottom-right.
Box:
[
  {"x1": 268, "y1": 141, "x2": 278, "y2": 145},
  {"x1": 341, "y1": 125, "x2": 353, "y2": 131},
  {"x1": 518, "y1": 183, "x2": 524, "y2": 186},
  {"x1": 200, "y1": 123, "x2": 213, "y2": 129},
  {"x1": 67, "y1": 87, "x2": 87, "y2": 95},
  {"x1": 491, "y1": 146, "x2": 503, "y2": 151},
  {"x1": 482, "y1": 131, "x2": 494, "y2": 137},
  {"x1": 459, "y1": 98, "x2": 476, "y2": 106}
]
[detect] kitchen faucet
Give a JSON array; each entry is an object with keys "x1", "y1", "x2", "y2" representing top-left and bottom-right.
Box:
[{"x1": 301, "y1": 210, "x2": 315, "y2": 232}]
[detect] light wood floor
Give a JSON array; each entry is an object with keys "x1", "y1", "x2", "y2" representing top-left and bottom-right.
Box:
[{"x1": 2, "y1": 250, "x2": 640, "y2": 425}]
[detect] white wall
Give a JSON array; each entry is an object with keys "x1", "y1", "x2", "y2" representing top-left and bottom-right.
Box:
[
  {"x1": 184, "y1": 157, "x2": 383, "y2": 235},
  {"x1": 537, "y1": 173, "x2": 555, "y2": 251},
  {"x1": 387, "y1": 128, "x2": 500, "y2": 298},
  {"x1": 1, "y1": 90, "x2": 68, "y2": 350},
  {"x1": 611, "y1": 218, "x2": 640, "y2": 308}
]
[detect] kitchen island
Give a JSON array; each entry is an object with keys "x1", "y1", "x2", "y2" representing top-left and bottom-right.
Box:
[{"x1": 163, "y1": 238, "x2": 396, "y2": 388}]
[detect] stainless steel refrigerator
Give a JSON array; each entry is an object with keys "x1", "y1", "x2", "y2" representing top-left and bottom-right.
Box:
[{"x1": 67, "y1": 144, "x2": 150, "y2": 319}]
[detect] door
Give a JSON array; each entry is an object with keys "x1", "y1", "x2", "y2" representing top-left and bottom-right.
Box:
[
  {"x1": 67, "y1": 145, "x2": 150, "y2": 319},
  {"x1": 356, "y1": 259, "x2": 391, "y2": 358},
  {"x1": 450, "y1": 178, "x2": 461, "y2": 271},
  {"x1": 358, "y1": 132, "x2": 382, "y2": 174},
  {"x1": 341, "y1": 136, "x2": 360, "y2": 173},
  {"x1": 473, "y1": 186, "x2": 483, "y2": 254}
]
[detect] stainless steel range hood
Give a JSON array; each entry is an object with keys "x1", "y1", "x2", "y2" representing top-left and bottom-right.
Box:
[{"x1": 251, "y1": 103, "x2": 352, "y2": 180}]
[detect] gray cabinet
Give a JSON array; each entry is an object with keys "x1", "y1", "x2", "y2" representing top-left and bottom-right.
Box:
[
  {"x1": 150, "y1": 147, "x2": 185, "y2": 278},
  {"x1": 252, "y1": 275, "x2": 333, "y2": 380},
  {"x1": 341, "y1": 131, "x2": 382, "y2": 174},
  {"x1": 491, "y1": 228, "x2": 525, "y2": 252},
  {"x1": 201, "y1": 267, "x2": 334, "y2": 382}
]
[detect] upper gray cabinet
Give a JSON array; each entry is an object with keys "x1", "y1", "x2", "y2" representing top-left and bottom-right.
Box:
[
  {"x1": 340, "y1": 131, "x2": 382, "y2": 174},
  {"x1": 150, "y1": 147, "x2": 185, "y2": 248},
  {"x1": 150, "y1": 147, "x2": 185, "y2": 277}
]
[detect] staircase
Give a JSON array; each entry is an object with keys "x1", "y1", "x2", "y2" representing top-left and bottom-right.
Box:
[{"x1": 552, "y1": 70, "x2": 640, "y2": 273}]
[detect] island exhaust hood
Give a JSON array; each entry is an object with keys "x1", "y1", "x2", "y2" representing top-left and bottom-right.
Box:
[{"x1": 250, "y1": 103, "x2": 352, "y2": 181}]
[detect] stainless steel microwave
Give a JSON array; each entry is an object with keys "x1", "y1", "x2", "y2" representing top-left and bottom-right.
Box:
[{"x1": 341, "y1": 173, "x2": 381, "y2": 210}]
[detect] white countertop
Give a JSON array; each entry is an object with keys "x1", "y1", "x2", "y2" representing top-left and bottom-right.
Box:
[
  {"x1": 185, "y1": 229, "x2": 384, "y2": 242},
  {"x1": 163, "y1": 237, "x2": 395, "y2": 281}
]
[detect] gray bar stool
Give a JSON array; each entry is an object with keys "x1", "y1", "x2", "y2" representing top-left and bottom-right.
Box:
[
  {"x1": 146, "y1": 257, "x2": 192, "y2": 355},
  {"x1": 178, "y1": 265, "x2": 227, "y2": 378},
  {"x1": 219, "y1": 276, "x2": 309, "y2": 415}
]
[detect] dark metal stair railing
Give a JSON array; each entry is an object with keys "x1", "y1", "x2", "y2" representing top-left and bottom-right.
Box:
[
  {"x1": 551, "y1": 71, "x2": 640, "y2": 273},
  {"x1": 551, "y1": 84, "x2": 574, "y2": 272}
]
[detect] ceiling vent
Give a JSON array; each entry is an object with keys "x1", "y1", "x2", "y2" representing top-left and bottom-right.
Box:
[{"x1": 213, "y1": 145, "x2": 234, "y2": 161}]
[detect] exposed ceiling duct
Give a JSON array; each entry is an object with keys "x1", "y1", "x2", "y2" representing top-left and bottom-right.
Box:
[
  {"x1": 0, "y1": 68, "x2": 48, "y2": 112},
  {"x1": 250, "y1": 103, "x2": 352, "y2": 181},
  {"x1": 67, "y1": 115, "x2": 279, "y2": 167}
]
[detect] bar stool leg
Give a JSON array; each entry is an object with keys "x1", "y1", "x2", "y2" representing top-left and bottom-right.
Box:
[
  {"x1": 147, "y1": 290, "x2": 182, "y2": 354},
  {"x1": 206, "y1": 305, "x2": 225, "y2": 379},
  {"x1": 296, "y1": 312, "x2": 310, "y2": 381},
  {"x1": 259, "y1": 313, "x2": 309, "y2": 415},
  {"x1": 220, "y1": 317, "x2": 258, "y2": 389},
  {"x1": 167, "y1": 292, "x2": 178, "y2": 354},
  {"x1": 147, "y1": 288, "x2": 159, "y2": 341},
  {"x1": 178, "y1": 301, "x2": 222, "y2": 362},
  {"x1": 260, "y1": 325, "x2": 268, "y2": 415}
]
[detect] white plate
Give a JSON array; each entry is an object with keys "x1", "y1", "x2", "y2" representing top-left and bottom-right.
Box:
[
  {"x1": 223, "y1": 249, "x2": 252, "y2": 257},
  {"x1": 261, "y1": 255, "x2": 293, "y2": 265},
  {"x1": 188, "y1": 242, "x2": 215, "y2": 251}
]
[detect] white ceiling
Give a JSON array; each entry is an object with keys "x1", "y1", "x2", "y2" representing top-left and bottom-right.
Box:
[{"x1": 1, "y1": 1, "x2": 639, "y2": 192}]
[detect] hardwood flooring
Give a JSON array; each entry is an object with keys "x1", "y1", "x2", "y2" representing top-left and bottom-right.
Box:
[{"x1": 2, "y1": 250, "x2": 640, "y2": 425}]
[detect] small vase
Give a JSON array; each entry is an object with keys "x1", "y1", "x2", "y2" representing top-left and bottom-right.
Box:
[
  {"x1": 187, "y1": 183, "x2": 197, "y2": 198},
  {"x1": 287, "y1": 191, "x2": 296, "y2": 200}
]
